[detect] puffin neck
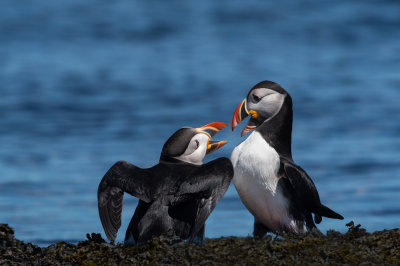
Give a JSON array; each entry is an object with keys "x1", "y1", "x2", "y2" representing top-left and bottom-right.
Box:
[
  {"x1": 159, "y1": 154, "x2": 181, "y2": 163},
  {"x1": 159, "y1": 153, "x2": 198, "y2": 166},
  {"x1": 256, "y1": 95, "x2": 293, "y2": 159}
]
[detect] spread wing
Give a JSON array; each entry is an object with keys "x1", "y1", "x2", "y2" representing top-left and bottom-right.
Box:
[
  {"x1": 280, "y1": 157, "x2": 343, "y2": 222},
  {"x1": 97, "y1": 160, "x2": 156, "y2": 242},
  {"x1": 173, "y1": 157, "x2": 233, "y2": 241}
]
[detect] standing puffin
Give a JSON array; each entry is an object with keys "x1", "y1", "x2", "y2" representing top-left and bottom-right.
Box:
[
  {"x1": 231, "y1": 81, "x2": 343, "y2": 236},
  {"x1": 98, "y1": 122, "x2": 233, "y2": 245}
]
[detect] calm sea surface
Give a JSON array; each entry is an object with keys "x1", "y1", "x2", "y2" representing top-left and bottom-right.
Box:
[{"x1": 0, "y1": 0, "x2": 399, "y2": 246}]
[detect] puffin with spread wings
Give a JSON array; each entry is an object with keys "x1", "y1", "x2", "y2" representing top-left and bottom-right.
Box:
[
  {"x1": 98, "y1": 122, "x2": 233, "y2": 245},
  {"x1": 231, "y1": 81, "x2": 343, "y2": 236}
]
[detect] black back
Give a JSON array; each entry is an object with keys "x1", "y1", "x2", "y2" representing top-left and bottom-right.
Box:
[{"x1": 98, "y1": 157, "x2": 233, "y2": 244}]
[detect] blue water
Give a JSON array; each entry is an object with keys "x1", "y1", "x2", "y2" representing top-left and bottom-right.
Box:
[{"x1": 1, "y1": 0, "x2": 399, "y2": 246}]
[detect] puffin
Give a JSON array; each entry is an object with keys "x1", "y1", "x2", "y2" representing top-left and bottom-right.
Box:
[
  {"x1": 231, "y1": 80, "x2": 343, "y2": 236},
  {"x1": 98, "y1": 122, "x2": 233, "y2": 245}
]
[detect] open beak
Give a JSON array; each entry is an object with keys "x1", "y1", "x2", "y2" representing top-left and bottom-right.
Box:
[
  {"x1": 197, "y1": 122, "x2": 228, "y2": 154},
  {"x1": 232, "y1": 99, "x2": 257, "y2": 136},
  {"x1": 206, "y1": 140, "x2": 228, "y2": 154}
]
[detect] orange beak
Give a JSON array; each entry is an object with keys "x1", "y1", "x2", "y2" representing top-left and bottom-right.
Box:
[
  {"x1": 232, "y1": 99, "x2": 256, "y2": 136},
  {"x1": 197, "y1": 122, "x2": 228, "y2": 154},
  {"x1": 232, "y1": 99, "x2": 248, "y2": 130},
  {"x1": 199, "y1": 122, "x2": 228, "y2": 137},
  {"x1": 206, "y1": 140, "x2": 228, "y2": 154}
]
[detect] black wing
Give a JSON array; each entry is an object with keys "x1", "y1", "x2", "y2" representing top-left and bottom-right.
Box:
[
  {"x1": 97, "y1": 160, "x2": 156, "y2": 242},
  {"x1": 280, "y1": 157, "x2": 343, "y2": 222},
  {"x1": 172, "y1": 157, "x2": 233, "y2": 241}
]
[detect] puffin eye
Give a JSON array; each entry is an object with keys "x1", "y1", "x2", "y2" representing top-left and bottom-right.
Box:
[
  {"x1": 253, "y1": 94, "x2": 261, "y2": 102},
  {"x1": 194, "y1": 140, "x2": 200, "y2": 149}
]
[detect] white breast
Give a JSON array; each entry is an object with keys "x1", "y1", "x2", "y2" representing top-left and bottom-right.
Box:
[{"x1": 231, "y1": 131, "x2": 291, "y2": 231}]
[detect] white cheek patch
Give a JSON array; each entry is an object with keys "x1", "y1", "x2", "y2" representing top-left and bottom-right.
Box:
[
  {"x1": 260, "y1": 93, "x2": 285, "y2": 118},
  {"x1": 174, "y1": 134, "x2": 209, "y2": 165},
  {"x1": 248, "y1": 88, "x2": 285, "y2": 121}
]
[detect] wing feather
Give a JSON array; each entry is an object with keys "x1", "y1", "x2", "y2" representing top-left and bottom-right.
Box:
[
  {"x1": 97, "y1": 160, "x2": 155, "y2": 242},
  {"x1": 173, "y1": 157, "x2": 233, "y2": 241},
  {"x1": 280, "y1": 157, "x2": 343, "y2": 221}
]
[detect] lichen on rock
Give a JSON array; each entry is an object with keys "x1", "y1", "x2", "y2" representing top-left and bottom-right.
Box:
[{"x1": 1, "y1": 223, "x2": 399, "y2": 265}]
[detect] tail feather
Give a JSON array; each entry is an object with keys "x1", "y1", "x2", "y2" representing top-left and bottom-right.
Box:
[{"x1": 318, "y1": 204, "x2": 344, "y2": 220}]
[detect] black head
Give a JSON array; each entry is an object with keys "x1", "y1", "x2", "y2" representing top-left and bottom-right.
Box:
[
  {"x1": 232, "y1": 80, "x2": 293, "y2": 157},
  {"x1": 160, "y1": 122, "x2": 228, "y2": 165},
  {"x1": 232, "y1": 80, "x2": 292, "y2": 136}
]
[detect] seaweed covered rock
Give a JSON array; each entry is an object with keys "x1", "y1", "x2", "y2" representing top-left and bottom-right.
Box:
[
  {"x1": 1, "y1": 223, "x2": 399, "y2": 265},
  {"x1": 0, "y1": 224, "x2": 43, "y2": 265}
]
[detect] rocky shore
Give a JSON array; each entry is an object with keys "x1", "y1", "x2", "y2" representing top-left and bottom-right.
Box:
[{"x1": 1, "y1": 222, "x2": 399, "y2": 265}]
